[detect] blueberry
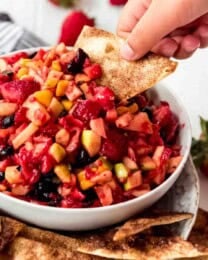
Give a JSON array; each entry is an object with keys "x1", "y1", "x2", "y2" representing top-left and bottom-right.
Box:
[
  {"x1": 74, "y1": 149, "x2": 95, "y2": 168},
  {"x1": 142, "y1": 106, "x2": 153, "y2": 120},
  {"x1": 2, "y1": 115, "x2": 14, "y2": 129},
  {"x1": 0, "y1": 172, "x2": 5, "y2": 182},
  {"x1": 0, "y1": 145, "x2": 14, "y2": 158},
  {"x1": 58, "y1": 110, "x2": 68, "y2": 118},
  {"x1": 67, "y1": 48, "x2": 88, "y2": 75}
]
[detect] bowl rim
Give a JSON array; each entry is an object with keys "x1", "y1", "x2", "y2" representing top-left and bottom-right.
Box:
[{"x1": 0, "y1": 47, "x2": 192, "y2": 212}]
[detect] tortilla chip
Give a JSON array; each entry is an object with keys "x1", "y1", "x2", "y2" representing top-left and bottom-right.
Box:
[
  {"x1": 75, "y1": 26, "x2": 177, "y2": 100},
  {"x1": 7, "y1": 236, "x2": 90, "y2": 260},
  {"x1": 113, "y1": 213, "x2": 193, "y2": 241},
  {"x1": 78, "y1": 235, "x2": 208, "y2": 260},
  {"x1": 0, "y1": 217, "x2": 25, "y2": 251}
]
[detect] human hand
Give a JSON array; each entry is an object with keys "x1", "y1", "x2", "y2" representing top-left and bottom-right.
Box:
[{"x1": 117, "y1": 0, "x2": 208, "y2": 60}]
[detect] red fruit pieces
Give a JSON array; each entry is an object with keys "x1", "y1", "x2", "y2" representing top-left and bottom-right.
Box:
[
  {"x1": 0, "y1": 79, "x2": 40, "y2": 104},
  {"x1": 72, "y1": 100, "x2": 102, "y2": 124},
  {"x1": 14, "y1": 107, "x2": 28, "y2": 125},
  {"x1": 59, "y1": 114, "x2": 84, "y2": 131},
  {"x1": 109, "y1": 0, "x2": 128, "y2": 5},
  {"x1": 100, "y1": 128, "x2": 127, "y2": 161},
  {"x1": 59, "y1": 11, "x2": 95, "y2": 46},
  {"x1": 4, "y1": 52, "x2": 28, "y2": 65},
  {"x1": 84, "y1": 64, "x2": 102, "y2": 80},
  {"x1": 94, "y1": 86, "x2": 115, "y2": 110}
]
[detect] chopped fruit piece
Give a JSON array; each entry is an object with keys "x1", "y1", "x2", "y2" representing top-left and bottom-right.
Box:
[
  {"x1": 115, "y1": 112, "x2": 133, "y2": 128},
  {"x1": 61, "y1": 99, "x2": 73, "y2": 111},
  {"x1": 117, "y1": 103, "x2": 139, "y2": 115},
  {"x1": 25, "y1": 101, "x2": 50, "y2": 126},
  {"x1": 0, "y1": 79, "x2": 40, "y2": 104},
  {"x1": 65, "y1": 84, "x2": 83, "y2": 101},
  {"x1": 123, "y1": 156, "x2": 138, "y2": 170},
  {"x1": 84, "y1": 64, "x2": 102, "y2": 80},
  {"x1": 114, "y1": 163, "x2": 129, "y2": 183},
  {"x1": 124, "y1": 171, "x2": 142, "y2": 191},
  {"x1": 75, "y1": 73, "x2": 90, "y2": 84},
  {"x1": 94, "y1": 86, "x2": 115, "y2": 110},
  {"x1": 167, "y1": 156, "x2": 182, "y2": 173},
  {"x1": 56, "y1": 80, "x2": 69, "y2": 96},
  {"x1": 5, "y1": 166, "x2": 24, "y2": 184},
  {"x1": 4, "y1": 52, "x2": 28, "y2": 65},
  {"x1": 17, "y1": 67, "x2": 29, "y2": 79},
  {"x1": 105, "y1": 108, "x2": 117, "y2": 122},
  {"x1": 140, "y1": 156, "x2": 156, "y2": 171},
  {"x1": 152, "y1": 146, "x2": 165, "y2": 166},
  {"x1": 12, "y1": 123, "x2": 39, "y2": 149},
  {"x1": 11, "y1": 185, "x2": 30, "y2": 196},
  {"x1": 0, "y1": 59, "x2": 9, "y2": 72},
  {"x1": 81, "y1": 130, "x2": 101, "y2": 157},
  {"x1": 89, "y1": 118, "x2": 107, "y2": 138},
  {"x1": 54, "y1": 164, "x2": 71, "y2": 183},
  {"x1": 96, "y1": 157, "x2": 113, "y2": 172},
  {"x1": 91, "y1": 170, "x2": 112, "y2": 185},
  {"x1": 130, "y1": 184, "x2": 151, "y2": 197},
  {"x1": 48, "y1": 97, "x2": 64, "y2": 118},
  {"x1": 77, "y1": 170, "x2": 95, "y2": 190},
  {"x1": 49, "y1": 143, "x2": 66, "y2": 163},
  {"x1": 45, "y1": 78, "x2": 59, "y2": 89},
  {"x1": 0, "y1": 102, "x2": 17, "y2": 116},
  {"x1": 34, "y1": 90, "x2": 53, "y2": 107},
  {"x1": 52, "y1": 60, "x2": 62, "y2": 71},
  {"x1": 55, "y1": 128, "x2": 70, "y2": 146},
  {"x1": 95, "y1": 184, "x2": 113, "y2": 206},
  {"x1": 73, "y1": 100, "x2": 102, "y2": 124}
]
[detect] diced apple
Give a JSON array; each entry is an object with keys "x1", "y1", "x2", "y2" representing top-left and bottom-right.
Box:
[
  {"x1": 124, "y1": 171, "x2": 142, "y2": 191},
  {"x1": 167, "y1": 156, "x2": 182, "y2": 173},
  {"x1": 115, "y1": 112, "x2": 133, "y2": 128},
  {"x1": 152, "y1": 146, "x2": 165, "y2": 166},
  {"x1": 95, "y1": 184, "x2": 113, "y2": 206},
  {"x1": 34, "y1": 90, "x2": 53, "y2": 107},
  {"x1": 123, "y1": 156, "x2": 138, "y2": 170},
  {"x1": 0, "y1": 102, "x2": 18, "y2": 116},
  {"x1": 91, "y1": 170, "x2": 112, "y2": 185},
  {"x1": 105, "y1": 108, "x2": 118, "y2": 122},
  {"x1": 77, "y1": 170, "x2": 95, "y2": 190},
  {"x1": 25, "y1": 101, "x2": 50, "y2": 126},
  {"x1": 0, "y1": 59, "x2": 8, "y2": 72},
  {"x1": 55, "y1": 128, "x2": 70, "y2": 146},
  {"x1": 48, "y1": 97, "x2": 64, "y2": 118},
  {"x1": 140, "y1": 156, "x2": 156, "y2": 171},
  {"x1": 11, "y1": 185, "x2": 30, "y2": 195},
  {"x1": 54, "y1": 164, "x2": 71, "y2": 183},
  {"x1": 81, "y1": 130, "x2": 101, "y2": 157},
  {"x1": 65, "y1": 85, "x2": 83, "y2": 101},
  {"x1": 49, "y1": 143, "x2": 66, "y2": 163},
  {"x1": 12, "y1": 123, "x2": 39, "y2": 150},
  {"x1": 96, "y1": 157, "x2": 113, "y2": 172},
  {"x1": 130, "y1": 184, "x2": 151, "y2": 197},
  {"x1": 90, "y1": 118, "x2": 107, "y2": 138},
  {"x1": 114, "y1": 163, "x2": 129, "y2": 183},
  {"x1": 5, "y1": 166, "x2": 24, "y2": 184},
  {"x1": 124, "y1": 112, "x2": 153, "y2": 134}
]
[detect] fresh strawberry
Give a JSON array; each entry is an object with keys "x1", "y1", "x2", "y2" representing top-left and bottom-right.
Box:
[
  {"x1": 84, "y1": 64, "x2": 102, "y2": 80},
  {"x1": 49, "y1": 0, "x2": 74, "y2": 7},
  {"x1": 58, "y1": 11, "x2": 95, "y2": 46},
  {"x1": 4, "y1": 52, "x2": 28, "y2": 65},
  {"x1": 0, "y1": 79, "x2": 40, "y2": 104},
  {"x1": 109, "y1": 0, "x2": 128, "y2": 5}
]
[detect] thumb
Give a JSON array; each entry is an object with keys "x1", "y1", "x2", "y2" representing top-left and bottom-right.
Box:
[{"x1": 120, "y1": 0, "x2": 208, "y2": 60}]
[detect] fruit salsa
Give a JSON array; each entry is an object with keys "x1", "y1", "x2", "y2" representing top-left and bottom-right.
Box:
[{"x1": 0, "y1": 44, "x2": 182, "y2": 208}]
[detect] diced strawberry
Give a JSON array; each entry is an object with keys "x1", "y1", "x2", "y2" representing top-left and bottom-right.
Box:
[
  {"x1": 100, "y1": 128, "x2": 128, "y2": 162},
  {"x1": 4, "y1": 52, "x2": 28, "y2": 65},
  {"x1": 38, "y1": 119, "x2": 59, "y2": 138},
  {"x1": 109, "y1": 0, "x2": 128, "y2": 5},
  {"x1": 94, "y1": 86, "x2": 115, "y2": 110},
  {"x1": 89, "y1": 118, "x2": 107, "y2": 138},
  {"x1": 84, "y1": 64, "x2": 102, "y2": 80},
  {"x1": 66, "y1": 127, "x2": 82, "y2": 153},
  {"x1": 0, "y1": 73, "x2": 10, "y2": 84},
  {"x1": 72, "y1": 100, "x2": 102, "y2": 124},
  {"x1": 59, "y1": 114, "x2": 84, "y2": 131},
  {"x1": 33, "y1": 49, "x2": 47, "y2": 61},
  {"x1": 0, "y1": 79, "x2": 40, "y2": 104},
  {"x1": 14, "y1": 107, "x2": 28, "y2": 125}
]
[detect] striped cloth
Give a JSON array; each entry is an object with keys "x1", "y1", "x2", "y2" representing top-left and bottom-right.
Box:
[{"x1": 0, "y1": 13, "x2": 47, "y2": 54}]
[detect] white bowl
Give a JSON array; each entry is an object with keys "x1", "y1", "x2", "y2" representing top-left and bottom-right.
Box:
[{"x1": 0, "y1": 48, "x2": 192, "y2": 231}]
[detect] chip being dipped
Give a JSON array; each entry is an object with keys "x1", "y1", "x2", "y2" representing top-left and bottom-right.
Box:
[{"x1": 75, "y1": 26, "x2": 177, "y2": 100}]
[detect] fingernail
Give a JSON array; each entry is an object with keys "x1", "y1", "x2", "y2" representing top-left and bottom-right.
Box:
[{"x1": 120, "y1": 43, "x2": 136, "y2": 60}]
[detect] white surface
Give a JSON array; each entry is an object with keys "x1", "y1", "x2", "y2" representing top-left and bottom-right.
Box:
[{"x1": 0, "y1": 0, "x2": 207, "y2": 209}]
